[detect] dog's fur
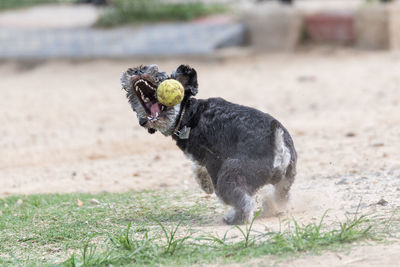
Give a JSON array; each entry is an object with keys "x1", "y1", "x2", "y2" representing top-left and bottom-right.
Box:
[{"x1": 121, "y1": 64, "x2": 297, "y2": 225}]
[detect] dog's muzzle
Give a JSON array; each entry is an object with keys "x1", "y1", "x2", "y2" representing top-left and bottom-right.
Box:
[{"x1": 139, "y1": 117, "x2": 147, "y2": 127}]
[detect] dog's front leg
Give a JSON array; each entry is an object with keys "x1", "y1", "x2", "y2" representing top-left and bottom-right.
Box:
[
  {"x1": 215, "y1": 159, "x2": 255, "y2": 225},
  {"x1": 192, "y1": 164, "x2": 214, "y2": 194}
]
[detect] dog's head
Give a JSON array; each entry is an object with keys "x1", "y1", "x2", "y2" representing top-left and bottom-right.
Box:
[{"x1": 121, "y1": 64, "x2": 198, "y2": 135}]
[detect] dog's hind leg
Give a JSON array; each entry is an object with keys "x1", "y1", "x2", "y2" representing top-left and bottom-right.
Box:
[
  {"x1": 216, "y1": 159, "x2": 255, "y2": 225},
  {"x1": 273, "y1": 127, "x2": 296, "y2": 205},
  {"x1": 273, "y1": 171, "x2": 294, "y2": 207},
  {"x1": 262, "y1": 165, "x2": 295, "y2": 217},
  {"x1": 223, "y1": 193, "x2": 254, "y2": 225},
  {"x1": 192, "y1": 163, "x2": 214, "y2": 194},
  {"x1": 263, "y1": 127, "x2": 296, "y2": 217},
  {"x1": 262, "y1": 166, "x2": 295, "y2": 217}
]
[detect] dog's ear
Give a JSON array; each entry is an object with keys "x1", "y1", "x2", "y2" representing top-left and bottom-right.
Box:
[{"x1": 171, "y1": 65, "x2": 198, "y2": 97}]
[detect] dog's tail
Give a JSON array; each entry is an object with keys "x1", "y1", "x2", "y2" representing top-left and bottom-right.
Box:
[{"x1": 271, "y1": 120, "x2": 291, "y2": 177}]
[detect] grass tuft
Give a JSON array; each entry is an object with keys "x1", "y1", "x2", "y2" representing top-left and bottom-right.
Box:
[
  {"x1": 95, "y1": 0, "x2": 227, "y2": 27},
  {"x1": 154, "y1": 219, "x2": 190, "y2": 255},
  {"x1": 0, "y1": 191, "x2": 396, "y2": 266},
  {"x1": 0, "y1": 0, "x2": 73, "y2": 11},
  {"x1": 234, "y1": 210, "x2": 261, "y2": 248},
  {"x1": 62, "y1": 208, "x2": 380, "y2": 266}
]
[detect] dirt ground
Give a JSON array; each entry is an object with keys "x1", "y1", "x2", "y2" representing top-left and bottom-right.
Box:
[{"x1": 1, "y1": 50, "x2": 400, "y2": 266}]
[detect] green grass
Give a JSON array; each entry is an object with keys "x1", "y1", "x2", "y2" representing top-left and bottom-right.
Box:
[
  {"x1": 0, "y1": 0, "x2": 73, "y2": 11},
  {"x1": 95, "y1": 0, "x2": 227, "y2": 27},
  {"x1": 0, "y1": 191, "x2": 216, "y2": 265},
  {"x1": 0, "y1": 191, "x2": 397, "y2": 266}
]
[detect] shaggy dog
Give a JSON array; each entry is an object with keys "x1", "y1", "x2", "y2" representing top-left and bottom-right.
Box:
[{"x1": 121, "y1": 64, "x2": 297, "y2": 225}]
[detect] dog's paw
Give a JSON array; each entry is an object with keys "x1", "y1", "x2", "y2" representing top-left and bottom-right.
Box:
[
  {"x1": 262, "y1": 193, "x2": 286, "y2": 218},
  {"x1": 223, "y1": 208, "x2": 254, "y2": 225},
  {"x1": 223, "y1": 209, "x2": 251, "y2": 225},
  {"x1": 201, "y1": 183, "x2": 214, "y2": 194},
  {"x1": 223, "y1": 209, "x2": 238, "y2": 225},
  {"x1": 198, "y1": 173, "x2": 214, "y2": 194}
]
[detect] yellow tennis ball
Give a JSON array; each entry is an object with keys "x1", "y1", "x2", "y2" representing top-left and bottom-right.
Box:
[{"x1": 157, "y1": 79, "x2": 184, "y2": 107}]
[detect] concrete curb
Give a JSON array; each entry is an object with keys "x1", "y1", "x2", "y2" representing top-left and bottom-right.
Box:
[{"x1": 0, "y1": 22, "x2": 246, "y2": 59}]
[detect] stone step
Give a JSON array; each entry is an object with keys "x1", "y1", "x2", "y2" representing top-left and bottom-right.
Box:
[{"x1": 0, "y1": 22, "x2": 246, "y2": 59}]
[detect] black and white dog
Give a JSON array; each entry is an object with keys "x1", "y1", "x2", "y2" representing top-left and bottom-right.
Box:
[{"x1": 121, "y1": 64, "x2": 297, "y2": 225}]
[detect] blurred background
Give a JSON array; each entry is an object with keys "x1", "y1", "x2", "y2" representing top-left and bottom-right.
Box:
[{"x1": 1, "y1": 0, "x2": 400, "y2": 199}]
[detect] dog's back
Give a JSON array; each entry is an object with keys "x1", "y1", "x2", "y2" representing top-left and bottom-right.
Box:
[
  {"x1": 173, "y1": 97, "x2": 297, "y2": 224},
  {"x1": 175, "y1": 97, "x2": 296, "y2": 180}
]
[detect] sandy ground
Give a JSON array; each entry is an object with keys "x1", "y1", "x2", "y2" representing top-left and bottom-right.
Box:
[{"x1": 1, "y1": 50, "x2": 400, "y2": 265}]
